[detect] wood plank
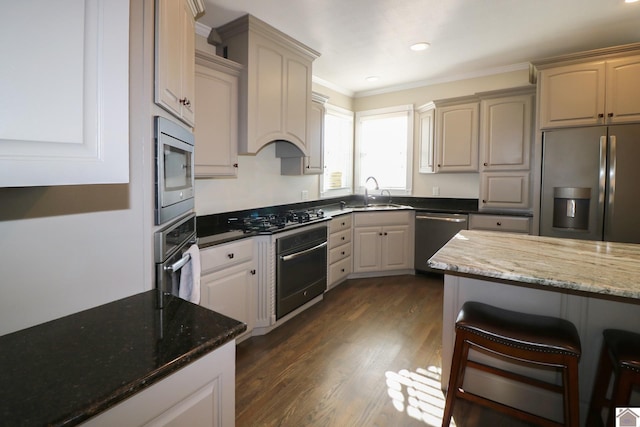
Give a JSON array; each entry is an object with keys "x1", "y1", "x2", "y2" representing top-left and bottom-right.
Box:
[{"x1": 236, "y1": 274, "x2": 537, "y2": 426}]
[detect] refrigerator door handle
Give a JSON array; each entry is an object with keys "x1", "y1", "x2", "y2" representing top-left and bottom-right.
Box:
[
  {"x1": 607, "y1": 135, "x2": 617, "y2": 231},
  {"x1": 599, "y1": 136, "x2": 607, "y2": 207}
]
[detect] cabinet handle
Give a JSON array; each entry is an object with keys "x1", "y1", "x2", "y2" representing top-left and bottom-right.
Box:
[
  {"x1": 437, "y1": 164, "x2": 441, "y2": 167},
  {"x1": 250, "y1": 269, "x2": 256, "y2": 275},
  {"x1": 483, "y1": 162, "x2": 488, "y2": 166},
  {"x1": 341, "y1": 222, "x2": 345, "y2": 226},
  {"x1": 341, "y1": 251, "x2": 345, "y2": 255},
  {"x1": 341, "y1": 236, "x2": 345, "y2": 240},
  {"x1": 384, "y1": 232, "x2": 388, "y2": 236},
  {"x1": 227, "y1": 253, "x2": 234, "y2": 259},
  {"x1": 496, "y1": 222, "x2": 502, "y2": 226},
  {"x1": 482, "y1": 199, "x2": 487, "y2": 203},
  {"x1": 341, "y1": 268, "x2": 345, "y2": 272},
  {"x1": 598, "y1": 113, "x2": 604, "y2": 118},
  {"x1": 179, "y1": 97, "x2": 191, "y2": 107},
  {"x1": 608, "y1": 112, "x2": 614, "y2": 118},
  {"x1": 233, "y1": 163, "x2": 238, "y2": 168},
  {"x1": 379, "y1": 232, "x2": 383, "y2": 236}
]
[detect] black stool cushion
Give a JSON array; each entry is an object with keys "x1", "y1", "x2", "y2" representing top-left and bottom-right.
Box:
[
  {"x1": 456, "y1": 301, "x2": 581, "y2": 356},
  {"x1": 603, "y1": 329, "x2": 640, "y2": 372}
]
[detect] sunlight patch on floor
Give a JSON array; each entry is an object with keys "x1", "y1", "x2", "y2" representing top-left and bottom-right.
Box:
[{"x1": 386, "y1": 365, "x2": 456, "y2": 426}]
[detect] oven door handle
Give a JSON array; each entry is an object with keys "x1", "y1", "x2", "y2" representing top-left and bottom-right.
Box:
[
  {"x1": 164, "y1": 253, "x2": 191, "y2": 272},
  {"x1": 280, "y1": 241, "x2": 327, "y2": 262}
]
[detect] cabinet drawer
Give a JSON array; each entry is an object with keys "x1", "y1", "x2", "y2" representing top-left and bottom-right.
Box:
[
  {"x1": 329, "y1": 229, "x2": 351, "y2": 248},
  {"x1": 329, "y1": 214, "x2": 352, "y2": 233},
  {"x1": 329, "y1": 256, "x2": 351, "y2": 285},
  {"x1": 200, "y1": 238, "x2": 253, "y2": 273},
  {"x1": 354, "y1": 211, "x2": 412, "y2": 227},
  {"x1": 329, "y1": 242, "x2": 352, "y2": 264},
  {"x1": 469, "y1": 215, "x2": 531, "y2": 234}
]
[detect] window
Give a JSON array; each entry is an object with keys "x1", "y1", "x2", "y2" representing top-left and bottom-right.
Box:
[
  {"x1": 355, "y1": 105, "x2": 413, "y2": 195},
  {"x1": 321, "y1": 104, "x2": 354, "y2": 198}
]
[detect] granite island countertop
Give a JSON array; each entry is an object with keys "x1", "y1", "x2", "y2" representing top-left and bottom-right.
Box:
[
  {"x1": 428, "y1": 230, "x2": 640, "y2": 301},
  {"x1": 0, "y1": 291, "x2": 246, "y2": 426}
]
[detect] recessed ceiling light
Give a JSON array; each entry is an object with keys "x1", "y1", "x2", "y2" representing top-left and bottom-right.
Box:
[
  {"x1": 410, "y1": 42, "x2": 431, "y2": 52},
  {"x1": 365, "y1": 76, "x2": 379, "y2": 82}
]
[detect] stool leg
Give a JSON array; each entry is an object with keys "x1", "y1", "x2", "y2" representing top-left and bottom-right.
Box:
[
  {"x1": 588, "y1": 344, "x2": 613, "y2": 427},
  {"x1": 442, "y1": 332, "x2": 469, "y2": 427},
  {"x1": 607, "y1": 368, "x2": 635, "y2": 427},
  {"x1": 563, "y1": 355, "x2": 580, "y2": 427}
]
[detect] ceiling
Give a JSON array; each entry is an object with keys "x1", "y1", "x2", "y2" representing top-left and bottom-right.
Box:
[{"x1": 198, "y1": 0, "x2": 640, "y2": 97}]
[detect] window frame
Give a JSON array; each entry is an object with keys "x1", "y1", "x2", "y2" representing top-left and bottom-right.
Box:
[
  {"x1": 354, "y1": 104, "x2": 414, "y2": 196},
  {"x1": 320, "y1": 103, "x2": 354, "y2": 199}
]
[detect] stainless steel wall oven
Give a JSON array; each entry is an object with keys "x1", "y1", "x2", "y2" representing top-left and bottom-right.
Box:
[{"x1": 276, "y1": 224, "x2": 327, "y2": 319}]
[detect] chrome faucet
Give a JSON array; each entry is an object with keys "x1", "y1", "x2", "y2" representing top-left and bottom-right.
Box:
[
  {"x1": 364, "y1": 176, "x2": 379, "y2": 206},
  {"x1": 381, "y1": 189, "x2": 392, "y2": 204}
]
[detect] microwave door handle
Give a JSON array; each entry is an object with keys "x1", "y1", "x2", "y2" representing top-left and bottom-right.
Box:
[{"x1": 165, "y1": 253, "x2": 191, "y2": 272}]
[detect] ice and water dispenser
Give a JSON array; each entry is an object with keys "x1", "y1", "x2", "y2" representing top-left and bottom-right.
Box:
[{"x1": 552, "y1": 187, "x2": 591, "y2": 230}]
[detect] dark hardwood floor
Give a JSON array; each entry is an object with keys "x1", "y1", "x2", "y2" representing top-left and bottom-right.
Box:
[{"x1": 236, "y1": 274, "x2": 536, "y2": 426}]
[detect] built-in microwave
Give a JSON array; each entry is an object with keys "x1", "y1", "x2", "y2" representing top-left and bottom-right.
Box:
[{"x1": 155, "y1": 116, "x2": 195, "y2": 225}]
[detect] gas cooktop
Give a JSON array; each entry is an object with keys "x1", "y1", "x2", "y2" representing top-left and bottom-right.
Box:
[{"x1": 228, "y1": 209, "x2": 326, "y2": 233}]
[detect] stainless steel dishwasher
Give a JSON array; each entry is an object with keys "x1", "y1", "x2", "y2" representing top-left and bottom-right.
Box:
[{"x1": 414, "y1": 212, "x2": 468, "y2": 272}]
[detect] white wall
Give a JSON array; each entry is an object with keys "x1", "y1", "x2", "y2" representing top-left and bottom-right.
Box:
[{"x1": 0, "y1": 0, "x2": 156, "y2": 336}]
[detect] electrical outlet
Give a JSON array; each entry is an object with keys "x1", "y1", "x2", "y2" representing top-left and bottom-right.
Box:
[
  {"x1": 301, "y1": 190, "x2": 308, "y2": 201},
  {"x1": 432, "y1": 186, "x2": 440, "y2": 196}
]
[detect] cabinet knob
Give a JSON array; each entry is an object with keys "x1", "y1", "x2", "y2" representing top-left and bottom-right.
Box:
[
  {"x1": 496, "y1": 222, "x2": 502, "y2": 226},
  {"x1": 379, "y1": 232, "x2": 383, "y2": 236},
  {"x1": 483, "y1": 162, "x2": 488, "y2": 166},
  {"x1": 437, "y1": 164, "x2": 441, "y2": 167},
  {"x1": 341, "y1": 268, "x2": 345, "y2": 272},
  {"x1": 608, "y1": 112, "x2": 614, "y2": 118},
  {"x1": 341, "y1": 251, "x2": 345, "y2": 255},
  {"x1": 227, "y1": 253, "x2": 234, "y2": 259},
  {"x1": 482, "y1": 199, "x2": 487, "y2": 203},
  {"x1": 179, "y1": 97, "x2": 191, "y2": 107},
  {"x1": 233, "y1": 163, "x2": 238, "y2": 168},
  {"x1": 598, "y1": 113, "x2": 604, "y2": 118},
  {"x1": 384, "y1": 232, "x2": 388, "y2": 236},
  {"x1": 341, "y1": 222, "x2": 345, "y2": 226},
  {"x1": 250, "y1": 269, "x2": 256, "y2": 275},
  {"x1": 341, "y1": 236, "x2": 345, "y2": 240}
]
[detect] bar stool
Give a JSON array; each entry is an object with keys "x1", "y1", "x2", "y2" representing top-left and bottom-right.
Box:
[
  {"x1": 442, "y1": 301, "x2": 582, "y2": 427},
  {"x1": 587, "y1": 329, "x2": 640, "y2": 427}
]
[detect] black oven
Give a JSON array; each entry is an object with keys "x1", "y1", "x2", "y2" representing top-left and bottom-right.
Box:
[
  {"x1": 276, "y1": 225, "x2": 327, "y2": 319},
  {"x1": 155, "y1": 116, "x2": 195, "y2": 225}
]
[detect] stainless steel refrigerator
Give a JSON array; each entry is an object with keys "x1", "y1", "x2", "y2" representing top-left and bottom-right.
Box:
[{"x1": 540, "y1": 125, "x2": 640, "y2": 244}]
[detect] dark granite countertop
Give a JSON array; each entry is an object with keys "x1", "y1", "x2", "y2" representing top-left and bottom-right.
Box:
[{"x1": 0, "y1": 291, "x2": 246, "y2": 426}]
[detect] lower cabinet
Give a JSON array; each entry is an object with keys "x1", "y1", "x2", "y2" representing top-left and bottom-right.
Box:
[
  {"x1": 469, "y1": 214, "x2": 531, "y2": 234},
  {"x1": 327, "y1": 214, "x2": 352, "y2": 289},
  {"x1": 200, "y1": 239, "x2": 256, "y2": 342},
  {"x1": 83, "y1": 340, "x2": 236, "y2": 427},
  {"x1": 353, "y1": 211, "x2": 414, "y2": 274}
]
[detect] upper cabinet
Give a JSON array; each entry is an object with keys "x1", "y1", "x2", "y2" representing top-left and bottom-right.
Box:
[
  {"x1": 276, "y1": 92, "x2": 328, "y2": 175},
  {"x1": 534, "y1": 45, "x2": 640, "y2": 129},
  {"x1": 193, "y1": 51, "x2": 242, "y2": 178},
  {"x1": 215, "y1": 15, "x2": 320, "y2": 154},
  {"x1": 155, "y1": 0, "x2": 205, "y2": 127},
  {"x1": 417, "y1": 103, "x2": 435, "y2": 174},
  {"x1": 433, "y1": 96, "x2": 479, "y2": 173},
  {"x1": 0, "y1": 0, "x2": 130, "y2": 187}
]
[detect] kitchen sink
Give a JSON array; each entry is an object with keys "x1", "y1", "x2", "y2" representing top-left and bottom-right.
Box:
[{"x1": 346, "y1": 203, "x2": 411, "y2": 211}]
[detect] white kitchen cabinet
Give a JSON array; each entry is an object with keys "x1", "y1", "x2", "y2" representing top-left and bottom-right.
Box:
[
  {"x1": 353, "y1": 211, "x2": 414, "y2": 274},
  {"x1": 194, "y1": 51, "x2": 242, "y2": 178},
  {"x1": 468, "y1": 214, "x2": 531, "y2": 234},
  {"x1": 327, "y1": 214, "x2": 352, "y2": 289},
  {"x1": 537, "y1": 54, "x2": 640, "y2": 129},
  {"x1": 417, "y1": 103, "x2": 436, "y2": 174},
  {"x1": 434, "y1": 96, "x2": 480, "y2": 172},
  {"x1": 216, "y1": 14, "x2": 320, "y2": 154},
  {"x1": 156, "y1": 0, "x2": 203, "y2": 127},
  {"x1": 200, "y1": 239, "x2": 256, "y2": 342},
  {"x1": 277, "y1": 92, "x2": 328, "y2": 175},
  {"x1": 0, "y1": 0, "x2": 129, "y2": 187},
  {"x1": 478, "y1": 87, "x2": 534, "y2": 210},
  {"x1": 83, "y1": 340, "x2": 236, "y2": 427}
]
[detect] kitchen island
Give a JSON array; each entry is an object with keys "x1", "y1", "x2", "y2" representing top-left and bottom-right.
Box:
[
  {"x1": 428, "y1": 230, "x2": 640, "y2": 424},
  {"x1": 0, "y1": 291, "x2": 246, "y2": 426}
]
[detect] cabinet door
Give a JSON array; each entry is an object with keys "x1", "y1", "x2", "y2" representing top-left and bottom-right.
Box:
[
  {"x1": 155, "y1": 0, "x2": 195, "y2": 126},
  {"x1": 304, "y1": 98, "x2": 325, "y2": 174},
  {"x1": 605, "y1": 56, "x2": 640, "y2": 124},
  {"x1": 381, "y1": 225, "x2": 412, "y2": 270},
  {"x1": 0, "y1": 0, "x2": 129, "y2": 187},
  {"x1": 353, "y1": 227, "x2": 381, "y2": 272},
  {"x1": 201, "y1": 264, "x2": 254, "y2": 338},
  {"x1": 435, "y1": 102, "x2": 479, "y2": 172},
  {"x1": 479, "y1": 172, "x2": 530, "y2": 210},
  {"x1": 194, "y1": 64, "x2": 238, "y2": 177},
  {"x1": 418, "y1": 106, "x2": 435, "y2": 173},
  {"x1": 250, "y1": 43, "x2": 285, "y2": 149},
  {"x1": 285, "y1": 55, "x2": 312, "y2": 149},
  {"x1": 480, "y1": 94, "x2": 532, "y2": 171},
  {"x1": 539, "y1": 61, "x2": 606, "y2": 129}
]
